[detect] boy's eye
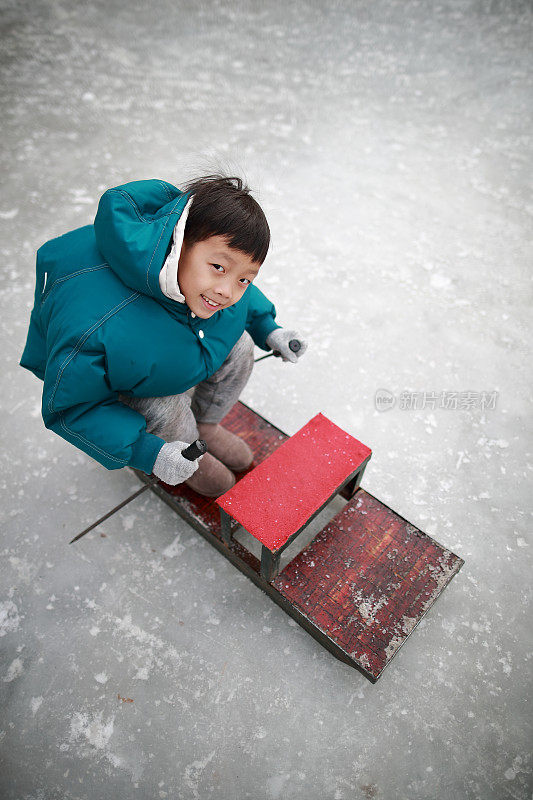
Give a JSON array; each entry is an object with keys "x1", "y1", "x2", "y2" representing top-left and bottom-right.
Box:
[
  {"x1": 240, "y1": 278, "x2": 251, "y2": 286},
  {"x1": 211, "y1": 264, "x2": 225, "y2": 273}
]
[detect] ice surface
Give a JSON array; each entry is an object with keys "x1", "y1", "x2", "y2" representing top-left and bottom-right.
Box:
[{"x1": 1, "y1": 0, "x2": 532, "y2": 799}]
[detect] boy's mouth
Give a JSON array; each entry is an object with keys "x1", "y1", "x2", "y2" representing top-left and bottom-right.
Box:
[{"x1": 200, "y1": 294, "x2": 221, "y2": 310}]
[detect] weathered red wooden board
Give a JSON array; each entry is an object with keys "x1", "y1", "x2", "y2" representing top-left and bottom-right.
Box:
[
  {"x1": 142, "y1": 401, "x2": 464, "y2": 682},
  {"x1": 272, "y1": 490, "x2": 464, "y2": 681}
]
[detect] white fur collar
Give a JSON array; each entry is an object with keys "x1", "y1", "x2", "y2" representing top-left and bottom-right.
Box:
[{"x1": 158, "y1": 196, "x2": 193, "y2": 302}]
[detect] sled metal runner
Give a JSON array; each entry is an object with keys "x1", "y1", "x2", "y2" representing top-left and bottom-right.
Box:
[{"x1": 133, "y1": 401, "x2": 464, "y2": 683}]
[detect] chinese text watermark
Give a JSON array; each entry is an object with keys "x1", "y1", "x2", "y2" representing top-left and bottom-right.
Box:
[{"x1": 374, "y1": 389, "x2": 499, "y2": 412}]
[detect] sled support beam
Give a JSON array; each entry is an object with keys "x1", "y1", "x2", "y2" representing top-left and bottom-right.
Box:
[
  {"x1": 261, "y1": 547, "x2": 281, "y2": 583},
  {"x1": 219, "y1": 508, "x2": 233, "y2": 545}
]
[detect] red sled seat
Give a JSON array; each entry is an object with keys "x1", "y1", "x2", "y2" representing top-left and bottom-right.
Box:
[{"x1": 216, "y1": 413, "x2": 372, "y2": 581}]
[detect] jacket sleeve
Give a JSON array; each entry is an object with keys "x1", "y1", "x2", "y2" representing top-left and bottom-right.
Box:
[
  {"x1": 245, "y1": 284, "x2": 281, "y2": 351},
  {"x1": 42, "y1": 346, "x2": 165, "y2": 474}
]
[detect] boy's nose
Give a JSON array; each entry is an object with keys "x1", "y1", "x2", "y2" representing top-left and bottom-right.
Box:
[{"x1": 214, "y1": 281, "x2": 232, "y2": 301}]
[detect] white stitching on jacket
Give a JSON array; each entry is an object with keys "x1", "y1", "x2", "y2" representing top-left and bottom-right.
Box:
[
  {"x1": 41, "y1": 263, "x2": 109, "y2": 304},
  {"x1": 104, "y1": 189, "x2": 186, "y2": 298},
  {"x1": 58, "y1": 413, "x2": 128, "y2": 464},
  {"x1": 157, "y1": 181, "x2": 174, "y2": 201},
  {"x1": 48, "y1": 292, "x2": 140, "y2": 415}
]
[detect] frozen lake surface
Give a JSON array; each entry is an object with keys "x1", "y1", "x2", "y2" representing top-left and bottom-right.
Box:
[{"x1": 1, "y1": 1, "x2": 532, "y2": 798}]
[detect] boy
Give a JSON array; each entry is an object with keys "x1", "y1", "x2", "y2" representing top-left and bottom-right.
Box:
[{"x1": 20, "y1": 175, "x2": 307, "y2": 497}]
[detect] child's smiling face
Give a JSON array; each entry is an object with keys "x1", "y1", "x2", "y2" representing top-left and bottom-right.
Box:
[{"x1": 177, "y1": 235, "x2": 261, "y2": 318}]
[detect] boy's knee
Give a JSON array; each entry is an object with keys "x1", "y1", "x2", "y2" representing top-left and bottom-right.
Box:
[
  {"x1": 211, "y1": 331, "x2": 254, "y2": 385},
  {"x1": 232, "y1": 331, "x2": 254, "y2": 363}
]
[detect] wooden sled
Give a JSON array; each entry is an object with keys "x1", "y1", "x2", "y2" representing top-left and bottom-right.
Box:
[{"x1": 133, "y1": 402, "x2": 464, "y2": 683}]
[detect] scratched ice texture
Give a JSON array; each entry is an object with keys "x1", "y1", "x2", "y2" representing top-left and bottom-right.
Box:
[{"x1": 1, "y1": 0, "x2": 532, "y2": 799}]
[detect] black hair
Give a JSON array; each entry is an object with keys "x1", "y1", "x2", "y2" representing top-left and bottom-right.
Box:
[{"x1": 180, "y1": 174, "x2": 270, "y2": 264}]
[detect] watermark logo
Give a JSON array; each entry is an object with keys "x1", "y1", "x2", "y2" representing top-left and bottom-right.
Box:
[
  {"x1": 374, "y1": 388, "x2": 396, "y2": 412},
  {"x1": 374, "y1": 389, "x2": 498, "y2": 412}
]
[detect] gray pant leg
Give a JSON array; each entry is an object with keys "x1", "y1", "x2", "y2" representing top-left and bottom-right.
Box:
[
  {"x1": 191, "y1": 331, "x2": 255, "y2": 424},
  {"x1": 119, "y1": 392, "x2": 199, "y2": 443},
  {"x1": 118, "y1": 330, "x2": 254, "y2": 440}
]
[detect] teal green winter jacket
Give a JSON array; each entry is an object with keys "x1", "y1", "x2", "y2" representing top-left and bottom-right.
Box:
[{"x1": 20, "y1": 179, "x2": 279, "y2": 475}]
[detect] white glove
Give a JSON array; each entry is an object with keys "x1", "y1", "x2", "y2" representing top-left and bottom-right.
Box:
[
  {"x1": 265, "y1": 328, "x2": 308, "y2": 363},
  {"x1": 152, "y1": 441, "x2": 202, "y2": 485}
]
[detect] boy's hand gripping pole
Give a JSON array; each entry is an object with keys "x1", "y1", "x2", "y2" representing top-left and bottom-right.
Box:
[
  {"x1": 254, "y1": 338, "x2": 302, "y2": 363},
  {"x1": 69, "y1": 439, "x2": 207, "y2": 544}
]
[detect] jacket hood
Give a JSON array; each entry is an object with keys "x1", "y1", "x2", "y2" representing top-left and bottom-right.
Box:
[{"x1": 93, "y1": 179, "x2": 191, "y2": 302}]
